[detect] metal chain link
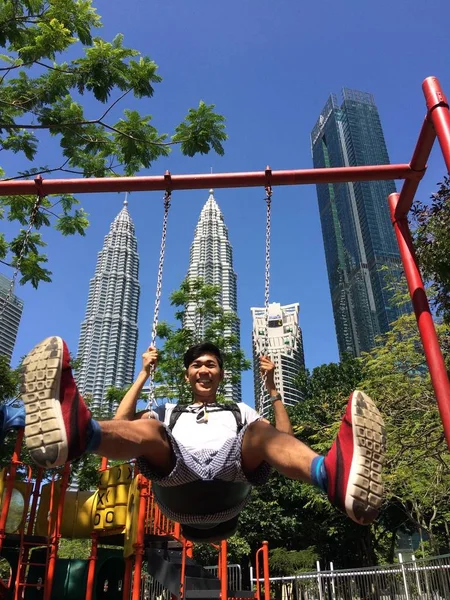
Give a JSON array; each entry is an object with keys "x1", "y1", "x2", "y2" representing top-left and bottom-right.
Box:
[
  {"x1": 0, "y1": 194, "x2": 43, "y2": 323},
  {"x1": 147, "y1": 190, "x2": 171, "y2": 409},
  {"x1": 259, "y1": 185, "x2": 272, "y2": 407}
]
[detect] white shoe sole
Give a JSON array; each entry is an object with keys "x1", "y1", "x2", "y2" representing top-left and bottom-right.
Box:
[
  {"x1": 20, "y1": 337, "x2": 68, "y2": 468},
  {"x1": 345, "y1": 390, "x2": 386, "y2": 525}
]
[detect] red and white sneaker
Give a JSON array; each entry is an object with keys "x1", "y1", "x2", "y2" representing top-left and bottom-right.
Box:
[
  {"x1": 20, "y1": 336, "x2": 92, "y2": 468},
  {"x1": 324, "y1": 390, "x2": 386, "y2": 525}
]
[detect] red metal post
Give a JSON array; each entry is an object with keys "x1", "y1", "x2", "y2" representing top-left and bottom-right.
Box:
[
  {"x1": 186, "y1": 540, "x2": 193, "y2": 559},
  {"x1": 26, "y1": 467, "x2": 43, "y2": 536},
  {"x1": 262, "y1": 541, "x2": 270, "y2": 600},
  {"x1": 122, "y1": 556, "x2": 133, "y2": 600},
  {"x1": 180, "y1": 538, "x2": 187, "y2": 600},
  {"x1": 389, "y1": 193, "x2": 450, "y2": 449},
  {"x1": 423, "y1": 76, "x2": 450, "y2": 173},
  {"x1": 85, "y1": 535, "x2": 98, "y2": 600},
  {"x1": 255, "y1": 547, "x2": 262, "y2": 600},
  {"x1": 0, "y1": 164, "x2": 414, "y2": 197},
  {"x1": 44, "y1": 463, "x2": 70, "y2": 600},
  {"x1": 394, "y1": 117, "x2": 436, "y2": 218},
  {"x1": 220, "y1": 540, "x2": 228, "y2": 600},
  {"x1": 132, "y1": 475, "x2": 147, "y2": 600},
  {"x1": 0, "y1": 429, "x2": 24, "y2": 552}
]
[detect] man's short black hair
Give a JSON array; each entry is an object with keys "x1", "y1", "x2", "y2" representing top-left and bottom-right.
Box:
[{"x1": 183, "y1": 342, "x2": 224, "y2": 370}]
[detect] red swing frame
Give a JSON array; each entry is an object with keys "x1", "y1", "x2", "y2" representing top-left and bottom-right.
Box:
[{"x1": 1, "y1": 75, "x2": 450, "y2": 449}]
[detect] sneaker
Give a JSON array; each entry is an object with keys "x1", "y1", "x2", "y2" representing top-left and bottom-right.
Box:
[
  {"x1": 324, "y1": 390, "x2": 386, "y2": 525},
  {"x1": 0, "y1": 402, "x2": 25, "y2": 444},
  {"x1": 20, "y1": 336, "x2": 92, "y2": 468}
]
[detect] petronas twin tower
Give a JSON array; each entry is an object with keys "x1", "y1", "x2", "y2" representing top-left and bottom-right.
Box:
[
  {"x1": 76, "y1": 200, "x2": 140, "y2": 414},
  {"x1": 77, "y1": 191, "x2": 241, "y2": 413}
]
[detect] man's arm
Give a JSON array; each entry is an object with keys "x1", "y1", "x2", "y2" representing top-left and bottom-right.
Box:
[
  {"x1": 113, "y1": 346, "x2": 158, "y2": 420},
  {"x1": 260, "y1": 355, "x2": 294, "y2": 436}
]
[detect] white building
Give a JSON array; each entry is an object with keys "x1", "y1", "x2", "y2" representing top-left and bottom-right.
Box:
[
  {"x1": 76, "y1": 199, "x2": 140, "y2": 416},
  {"x1": 185, "y1": 190, "x2": 241, "y2": 402},
  {"x1": 252, "y1": 302, "x2": 305, "y2": 417}
]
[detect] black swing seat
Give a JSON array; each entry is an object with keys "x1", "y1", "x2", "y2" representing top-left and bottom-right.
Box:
[{"x1": 152, "y1": 480, "x2": 251, "y2": 543}]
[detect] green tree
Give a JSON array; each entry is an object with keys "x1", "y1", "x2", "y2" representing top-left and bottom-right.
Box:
[
  {"x1": 0, "y1": 355, "x2": 19, "y2": 402},
  {"x1": 155, "y1": 278, "x2": 250, "y2": 404},
  {"x1": 237, "y1": 355, "x2": 381, "y2": 569},
  {"x1": 412, "y1": 176, "x2": 450, "y2": 324},
  {"x1": 269, "y1": 546, "x2": 319, "y2": 576},
  {"x1": 360, "y1": 313, "x2": 450, "y2": 557},
  {"x1": 0, "y1": 356, "x2": 23, "y2": 469},
  {"x1": 193, "y1": 535, "x2": 251, "y2": 568},
  {"x1": 0, "y1": 1, "x2": 227, "y2": 287}
]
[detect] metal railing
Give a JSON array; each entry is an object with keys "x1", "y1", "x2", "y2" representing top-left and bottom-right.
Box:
[
  {"x1": 205, "y1": 563, "x2": 243, "y2": 591},
  {"x1": 138, "y1": 572, "x2": 173, "y2": 600},
  {"x1": 251, "y1": 553, "x2": 450, "y2": 600}
]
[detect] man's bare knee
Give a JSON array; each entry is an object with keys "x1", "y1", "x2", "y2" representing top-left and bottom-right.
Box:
[{"x1": 245, "y1": 419, "x2": 275, "y2": 440}]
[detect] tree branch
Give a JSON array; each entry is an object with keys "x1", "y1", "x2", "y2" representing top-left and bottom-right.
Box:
[
  {"x1": 3, "y1": 158, "x2": 71, "y2": 181},
  {"x1": 97, "y1": 89, "x2": 131, "y2": 121}
]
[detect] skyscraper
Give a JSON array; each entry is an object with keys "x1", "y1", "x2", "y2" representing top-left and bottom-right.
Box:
[
  {"x1": 252, "y1": 302, "x2": 305, "y2": 417},
  {"x1": 185, "y1": 190, "x2": 241, "y2": 402},
  {"x1": 0, "y1": 273, "x2": 24, "y2": 362},
  {"x1": 311, "y1": 88, "x2": 408, "y2": 357},
  {"x1": 76, "y1": 199, "x2": 140, "y2": 415}
]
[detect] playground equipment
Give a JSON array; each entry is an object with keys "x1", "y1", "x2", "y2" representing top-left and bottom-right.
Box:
[
  {"x1": 0, "y1": 74, "x2": 450, "y2": 598},
  {"x1": 0, "y1": 434, "x2": 269, "y2": 599}
]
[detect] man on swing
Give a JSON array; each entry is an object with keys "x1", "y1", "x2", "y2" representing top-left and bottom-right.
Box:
[{"x1": 20, "y1": 336, "x2": 385, "y2": 541}]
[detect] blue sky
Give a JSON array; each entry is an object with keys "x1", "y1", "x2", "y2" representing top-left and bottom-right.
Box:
[{"x1": 2, "y1": 0, "x2": 450, "y2": 408}]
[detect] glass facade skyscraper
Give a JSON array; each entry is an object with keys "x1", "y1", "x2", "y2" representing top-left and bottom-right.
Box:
[
  {"x1": 0, "y1": 273, "x2": 24, "y2": 362},
  {"x1": 311, "y1": 89, "x2": 408, "y2": 357},
  {"x1": 76, "y1": 199, "x2": 140, "y2": 415}
]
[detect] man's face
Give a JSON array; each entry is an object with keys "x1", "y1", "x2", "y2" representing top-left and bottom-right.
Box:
[{"x1": 185, "y1": 353, "x2": 224, "y2": 398}]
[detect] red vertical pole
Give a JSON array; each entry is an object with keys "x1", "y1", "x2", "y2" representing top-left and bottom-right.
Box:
[
  {"x1": 132, "y1": 475, "x2": 146, "y2": 600},
  {"x1": 26, "y1": 468, "x2": 43, "y2": 535},
  {"x1": 85, "y1": 535, "x2": 98, "y2": 600},
  {"x1": 186, "y1": 541, "x2": 193, "y2": 559},
  {"x1": 180, "y1": 538, "x2": 187, "y2": 600},
  {"x1": 255, "y1": 547, "x2": 262, "y2": 600},
  {"x1": 389, "y1": 193, "x2": 450, "y2": 449},
  {"x1": 0, "y1": 429, "x2": 24, "y2": 551},
  {"x1": 220, "y1": 540, "x2": 228, "y2": 600},
  {"x1": 422, "y1": 77, "x2": 450, "y2": 173},
  {"x1": 44, "y1": 463, "x2": 70, "y2": 600},
  {"x1": 122, "y1": 556, "x2": 133, "y2": 600},
  {"x1": 262, "y1": 541, "x2": 270, "y2": 600}
]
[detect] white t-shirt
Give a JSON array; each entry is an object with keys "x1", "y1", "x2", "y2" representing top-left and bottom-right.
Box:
[{"x1": 151, "y1": 402, "x2": 261, "y2": 452}]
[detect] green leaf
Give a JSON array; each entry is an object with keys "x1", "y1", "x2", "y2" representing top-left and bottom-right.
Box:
[
  {"x1": 55, "y1": 208, "x2": 89, "y2": 235},
  {"x1": 16, "y1": 251, "x2": 52, "y2": 288},
  {"x1": 173, "y1": 101, "x2": 227, "y2": 157}
]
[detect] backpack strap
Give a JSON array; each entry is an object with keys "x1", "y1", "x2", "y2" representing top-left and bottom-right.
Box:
[
  {"x1": 227, "y1": 403, "x2": 243, "y2": 433},
  {"x1": 168, "y1": 402, "x2": 243, "y2": 433},
  {"x1": 168, "y1": 404, "x2": 187, "y2": 431}
]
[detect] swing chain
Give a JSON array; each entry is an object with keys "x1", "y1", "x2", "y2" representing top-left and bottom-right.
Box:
[
  {"x1": 148, "y1": 189, "x2": 171, "y2": 408},
  {"x1": 260, "y1": 185, "x2": 272, "y2": 406},
  {"x1": 0, "y1": 194, "x2": 43, "y2": 323}
]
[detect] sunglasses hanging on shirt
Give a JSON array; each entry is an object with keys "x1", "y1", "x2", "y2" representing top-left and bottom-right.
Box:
[{"x1": 196, "y1": 404, "x2": 209, "y2": 424}]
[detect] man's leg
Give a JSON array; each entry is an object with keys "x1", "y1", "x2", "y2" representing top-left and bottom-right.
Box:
[
  {"x1": 20, "y1": 336, "x2": 174, "y2": 474},
  {"x1": 241, "y1": 391, "x2": 385, "y2": 525}
]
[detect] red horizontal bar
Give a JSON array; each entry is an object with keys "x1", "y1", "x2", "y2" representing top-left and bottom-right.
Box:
[{"x1": 0, "y1": 164, "x2": 415, "y2": 196}]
